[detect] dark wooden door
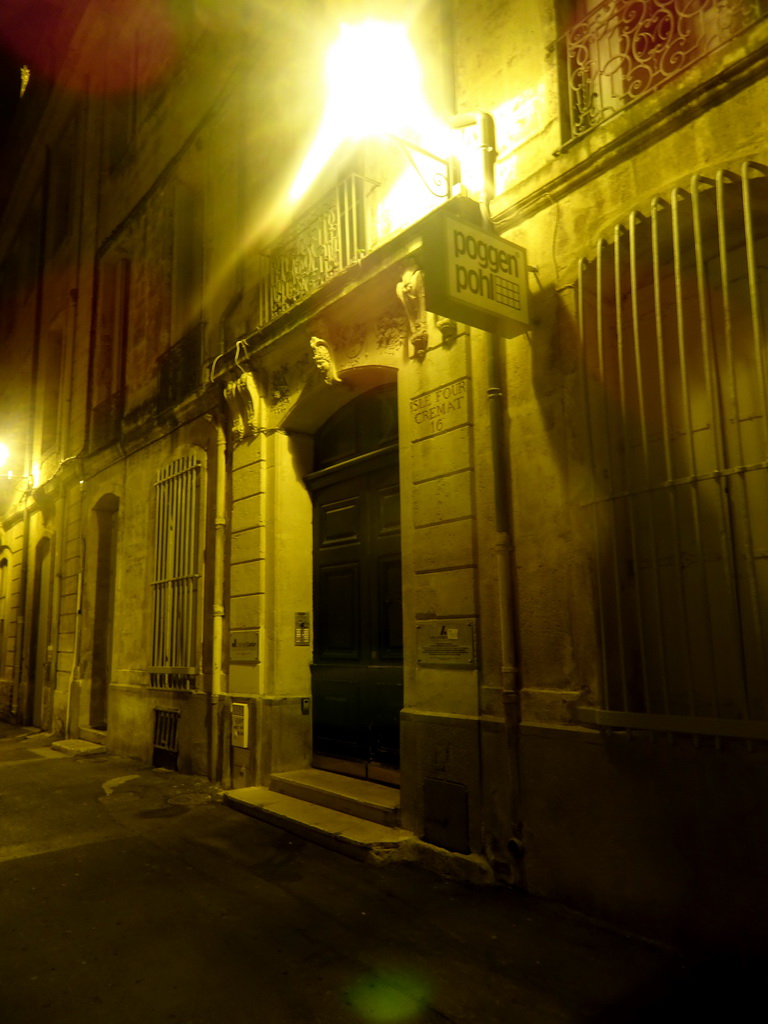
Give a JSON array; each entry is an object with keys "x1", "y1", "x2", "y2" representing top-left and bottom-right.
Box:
[{"x1": 310, "y1": 450, "x2": 403, "y2": 779}]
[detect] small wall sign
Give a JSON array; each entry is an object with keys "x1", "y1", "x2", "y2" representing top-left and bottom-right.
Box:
[
  {"x1": 416, "y1": 621, "x2": 476, "y2": 666},
  {"x1": 230, "y1": 630, "x2": 260, "y2": 662},
  {"x1": 410, "y1": 378, "x2": 470, "y2": 439}
]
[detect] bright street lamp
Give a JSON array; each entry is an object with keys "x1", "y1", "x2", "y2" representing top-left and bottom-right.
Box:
[{"x1": 288, "y1": 19, "x2": 454, "y2": 203}]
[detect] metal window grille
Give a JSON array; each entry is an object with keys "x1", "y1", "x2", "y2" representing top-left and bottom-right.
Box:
[
  {"x1": 577, "y1": 161, "x2": 768, "y2": 739},
  {"x1": 255, "y1": 173, "x2": 376, "y2": 329},
  {"x1": 150, "y1": 454, "x2": 202, "y2": 689},
  {"x1": 560, "y1": 0, "x2": 765, "y2": 140}
]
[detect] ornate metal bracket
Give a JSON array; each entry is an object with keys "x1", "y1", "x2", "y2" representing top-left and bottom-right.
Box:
[
  {"x1": 310, "y1": 335, "x2": 341, "y2": 385},
  {"x1": 396, "y1": 266, "x2": 428, "y2": 360}
]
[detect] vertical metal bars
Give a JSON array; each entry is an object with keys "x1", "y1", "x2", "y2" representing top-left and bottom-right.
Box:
[
  {"x1": 578, "y1": 164, "x2": 768, "y2": 731},
  {"x1": 153, "y1": 707, "x2": 180, "y2": 751},
  {"x1": 254, "y1": 173, "x2": 375, "y2": 329},
  {"x1": 150, "y1": 454, "x2": 201, "y2": 688}
]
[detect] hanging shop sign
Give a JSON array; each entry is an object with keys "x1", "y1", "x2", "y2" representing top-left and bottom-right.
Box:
[{"x1": 421, "y1": 200, "x2": 530, "y2": 338}]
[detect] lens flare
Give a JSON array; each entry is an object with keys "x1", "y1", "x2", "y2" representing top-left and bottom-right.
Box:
[
  {"x1": 346, "y1": 970, "x2": 431, "y2": 1023},
  {"x1": 289, "y1": 20, "x2": 439, "y2": 203}
]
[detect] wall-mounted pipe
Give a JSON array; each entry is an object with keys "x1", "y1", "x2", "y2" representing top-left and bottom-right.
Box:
[
  {"x1": 454, "y1": 111, "x2": 524, "y2": 860},
  {"x1": 206, "y1": 413, "x2": 227, "y2": 783}
]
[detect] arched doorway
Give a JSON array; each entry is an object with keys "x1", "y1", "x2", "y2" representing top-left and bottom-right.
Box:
[{"x1": 305, "y1": 384, "x2": 403, "y2": 784}]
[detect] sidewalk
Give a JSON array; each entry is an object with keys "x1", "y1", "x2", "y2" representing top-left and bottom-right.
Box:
[{"x1": 0, "y1": 721, "x2": 758, "y2": 1023}]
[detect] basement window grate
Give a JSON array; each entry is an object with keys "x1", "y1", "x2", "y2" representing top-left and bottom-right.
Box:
[{"x1": 152, "y1": 707, "x2": 180, "y2": 770}]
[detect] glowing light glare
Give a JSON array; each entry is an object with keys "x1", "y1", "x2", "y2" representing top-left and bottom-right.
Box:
[
  {"x1": 326, "y1": 22, "x2": 423, "y2": 139},
  {"x1": 0, "y1": 443, "x2": 8, "y2": 469},
  {"x1": 346, "y1": 970, "x2": 431, "y2": 1023},
  {"x1": 289, "y1": 20, "x2": 439, "y2": 202}
]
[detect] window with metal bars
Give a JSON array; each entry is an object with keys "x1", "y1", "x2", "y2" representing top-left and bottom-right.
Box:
[
  {"x1": 150, "y1": 453, "x2": 202, "y2": 689},
  {"x1": 576, "y1": 162, "x2": 768, "y2": 739}
]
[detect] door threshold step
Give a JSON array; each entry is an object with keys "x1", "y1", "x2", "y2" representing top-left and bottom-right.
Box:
[
  {"x1": 223, "y1": 786, "x2": 413, "y2": 862},
  {"x1": 270, "y1": 768, "x2": 399, "y2": 827}
]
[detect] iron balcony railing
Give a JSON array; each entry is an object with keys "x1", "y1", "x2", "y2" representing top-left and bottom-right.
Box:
[
  {"x1": 255, "y1": 173, "x2": 375, "y2": 329},
  {"x1": 560, "y1": 0, "x2": 765, "y2": 140}
]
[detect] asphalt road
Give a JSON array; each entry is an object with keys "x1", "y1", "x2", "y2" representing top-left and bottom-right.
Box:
[{"x1": 0, "y1": 729, "x2": 743, "y2": 1024}]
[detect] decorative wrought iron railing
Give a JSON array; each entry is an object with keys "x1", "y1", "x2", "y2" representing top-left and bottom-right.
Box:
[
  {"x1": 255, "y1": 173, "x2": 375, "y2": 329},
  {"x1": 560, "y1": 0, "x2": 765, "y2": 140}
]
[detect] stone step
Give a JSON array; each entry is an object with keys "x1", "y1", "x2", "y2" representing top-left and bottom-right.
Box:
[
  {"x1": 223, "y1": 786, "x2": 413, "y2": 863},
  {"x1": 269, "y1": 768, "x2": 400, "y2": 827}
]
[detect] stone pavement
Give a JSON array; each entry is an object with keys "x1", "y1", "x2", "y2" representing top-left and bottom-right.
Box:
[{"x1": 0, "y1": 721, "x2": 761, "y2": 1023}]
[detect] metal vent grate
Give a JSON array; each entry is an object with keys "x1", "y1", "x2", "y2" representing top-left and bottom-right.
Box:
[{"x1": 152, "y1": 707, "x2": 180, "y2": 769}]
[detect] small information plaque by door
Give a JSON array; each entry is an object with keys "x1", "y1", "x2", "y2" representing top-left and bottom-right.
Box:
[
  {"x1": 295, "y1": 612, "x2": 310, "y2": 646},
  {"x1": 416, "y1": 621, "x2": 475, "y2": 665},
  {"x1": 230, "y1": 630, "x2": 260, "y2": 663}
]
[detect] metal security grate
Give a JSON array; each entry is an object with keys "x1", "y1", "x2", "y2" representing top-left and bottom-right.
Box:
[
  {"x1": 152, "y1": 707, "x2": 180, "y2": 770},
  {"x1": 577, "y1": 162, "x2": 768, "y2": 739},
  {"x1": 150, "y1": 454, "x2": 202, "y2": 689},
  {"x1": 560, "y1": 0, "x2": 764, "y2": 140},
  {"x1": 153, "y1": 707, "x2": 180, "y2": 750}
]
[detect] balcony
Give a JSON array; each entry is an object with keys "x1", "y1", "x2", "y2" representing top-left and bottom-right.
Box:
[
  {"x1": 560, "y1": 0, "x2": 765, "y2": 141},
  {"x1": 254, "y1": 173, "x2": 375, "y2": 330}
]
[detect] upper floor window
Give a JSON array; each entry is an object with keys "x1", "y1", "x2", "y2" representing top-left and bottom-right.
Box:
[
  {"x1": 559, "y1": 0, "x2": 766, "y2": 141},
  {"x1": 90, "y1": 258, "x2": 130, "y2": 451},
  {"x1": 49, "y1": 121, "x2": 76, "y2": 252},
  {"x1": 40, "y1": 327, "x2": 63, "y2": 454}
]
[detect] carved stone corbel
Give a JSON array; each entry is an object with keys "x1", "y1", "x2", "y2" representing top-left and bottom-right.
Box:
[
  {"x1": 396, "y1": 266, "x2": 428, "y2": 359},
  {"x1": 224, "y1": 372, "x2": 260, "y2": 439},
  {"x1": 310, "y1": 335, "x2": 341, "y2": 385},
  {"x1": 434, "y1": 314, "x2": 458, "y2": 347}
]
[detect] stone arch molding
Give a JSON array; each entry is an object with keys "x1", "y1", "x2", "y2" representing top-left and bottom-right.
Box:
[{"x1": 222, "y1": 309, "x2": 408, "y2": 441}]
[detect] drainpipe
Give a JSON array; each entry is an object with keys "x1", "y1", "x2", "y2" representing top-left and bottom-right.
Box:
[
  {"x1": 456, "y1": 112, "x2": 524, "y2": 860},
  {"x1": 206, "y1": 414, "x2": 227, "y2": 783}
]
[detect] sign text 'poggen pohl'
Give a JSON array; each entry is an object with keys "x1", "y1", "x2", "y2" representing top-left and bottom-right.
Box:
[{"x1": 421, "y1": 206, "x2": 530, "y2": 338}]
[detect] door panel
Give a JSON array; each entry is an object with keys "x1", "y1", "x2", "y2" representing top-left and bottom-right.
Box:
[
  {"x1": 316, "y1": 563, "x2": 361, "y2": 659},
  {"x1": 310, "y1": 454, "x2": 403, "y2": 774}
]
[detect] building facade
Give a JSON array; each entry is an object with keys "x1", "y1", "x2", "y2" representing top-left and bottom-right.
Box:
[{"x1": 1, "y1": 0, "x2": 768, "y2": 948}]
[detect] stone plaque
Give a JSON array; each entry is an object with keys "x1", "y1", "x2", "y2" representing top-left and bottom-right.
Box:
[
  {"x1": 416, "y1": 621, "x2": 475, "y2": 665},
  {"x1": 410, "y1": 378, "x2": 470, "y2": 440}
]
